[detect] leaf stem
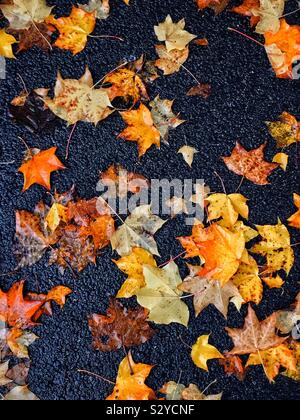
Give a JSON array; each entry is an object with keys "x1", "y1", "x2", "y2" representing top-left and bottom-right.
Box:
[{"x1": 228, "y1": 28, "x2": 265, "y2": 48}]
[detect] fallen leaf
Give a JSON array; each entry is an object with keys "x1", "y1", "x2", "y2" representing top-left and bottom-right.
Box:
[
  {"x1": 0, "y1": 0, "x2": 53, "y2": 30},
  {"x1": 206, "y1": 193, "x2": 249, "y2": 228},
  {"x1": 106, "y1": 352, "x2": 156, "y2": 400},
  {"x1": 264, "y1": 19, "x2": 300, "y2": 79},
  {"x1": 232, "y1": 256, "x2": 263, "y2": 305},
  {"x1": 288, "y1": 193, "x2": 300, "y2": 229},
  {"x1": 137, "y1": 262, "x2": 190, "y2": 326},
  {"x1": 80, "y1": 215, "x2": 115, "y2": 250},
  {"x1": 4, "y1": 385, "x2": 39, "y2": 400},
  {"x1": 226, "y1": 305, "x2": 287, "y2": 355},
  {"x1": 182, "y1": 384, "x2": 222, "y2": 400},
  {"x1": 276, "y1": 293, "x2": 300, "y2": 334},
  {"x1": 89, "y1": 299, "x2": 155, "y2": 351},
  {"x1": 250, "y1": 220, "x2": 294, "y2": 275},
  {"x1": 155, "y1": 45, "x2": 189, "y2": 75},
  {"x1": 119, "y1": 104, "x2": 161, "y2": 157},
  {"x1": 46, "y1": 6, "x2": 96, "y2": 55},
  {"x1": 0, "y1": 361, "x2": 13, "y2": 386},
  {"x1": 266, "y1": 112, "x2": 300, "y2": 147},
  {"x1": 9, "y1": 23, "x2": 54, "y2": 52},
  {"x1": 231, "y1": 0, "x2": 260, "y2": 19},
  {"x1": 272, "y1": 152, "x2": 288, "y2": 171},
  {"x1": 179, "y1": 264, "x2": 243, "y2": 318},
  {"x1": 187, "y1": 83, "x2": 212, "y2": 98},
  {"x1": 283, "y1": 341, "x2": 300, "y2": 381},
  {"x1": 45, "y1": 67, "x2": 113, "y2": 125},
  {"x1": 154, "y1": 15, "x2": 196, "y2": 52},
  {"x1": 191, "y1": 335, "x2": 224, "y2": 371},
  {"x1": 150, "y1": 96, "x2": 184, "y2": 144},
  {"x1": 196, "y1": 0, "x2": 230, "y2": 14},
  {"x1": 0, "y1": 29, "x2": 17, "y2": 58},
  {"x1": 178, "y1": 145, "x2": 198, "y2": 167},
  {"x1": 18, "y1": 147, "x2": 65, "y2": 191},
  {"x1": 114, "y1": 247, "x2": 157, "y2": 298},
  {"x1": 160, "y1": 381, "x2": 186, "y2": 400},
  {"x1": 252, "y1": 0, "x2": 286, "y2": 34},
  {"x1": 80, "y1": 0, "x2": 110, "y2": 20},
  {"x1": 46, "y1": 203, "x2": 68, "y2": 232},
  {"x1": 223, "y1": 142, "x2": 279, "y2": 185},
  {"x1": 220, "y1": 354, "x2": 246, "y2": 381},
  {"x1": 111, "y1": 205, "x2": 166, "y2": 256}
]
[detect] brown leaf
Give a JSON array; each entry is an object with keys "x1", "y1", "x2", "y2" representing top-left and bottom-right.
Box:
[
  {"x1": 220, "y1": 354, "x2": 246, "y2": 381},
  {"x1": 89, "y1": 299, "x2": 155, "y2": 351},
  {"x1": 8, "y1": 23, "x2": 54, "y2": 52},
  {"x1": 187, "y1": 83, "x2": 212, "y2": 98}
]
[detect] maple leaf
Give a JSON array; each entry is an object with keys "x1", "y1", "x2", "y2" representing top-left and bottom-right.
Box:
[
  {"x1": 178, "y1": 145, "x2": 198, "y2": 167},
  {"x1": 276, "y1": 293, "x2": 300, "y2": 334},
  {"x1": 106, "y1": 352, "x2": 156, "y2": 400},
  {"x1": 80, "y1": 0, "x2": 110, "y2": 19},
  {"x1": 155, "y1": 45, "x2": 189, "y2": 75},
  {"x1": 247, "y1": 344, "x2": 296, "y2": 382},
  {"x1": 9, "y1": 90, "x2": 57, "y2": 133},
  {"x1": 206, "y1": 193, "x2": 249, "y2": 228},
  {"x1": 99, "y1": 164, "x2": 149, "y2": 199},
  {"x1": 179, "y1": 265, "x2": 243, "y2": 318},
  {"x1": 288, "y1": 194, "x2": 300, "y2": 228},
  {"x1": 154, "y1": 15, "x2": 196, "y2": 52},
  {"x1": 220, "y1": 354, "x2": 246, "y2": 381},
  {"x1": 119, "y1": 104, "x2": 161, "y2": 157},
  {"x1": 0, "y1": 29, "x2": 17, "y2": 58},
  {"x1": 9, "y1": 23, "x2": 54, "y2": 52},
  {"x1": 252, "y1": 0, "x2": 286, "y2": 34},
  {"x1": 104, "y1": 63, "x2": 149, "y2": 105},
  {"x1": 46, "y1": 6, "x2": 96, "y2": 55},
  {"x1": 226, "y1": 305, "x2": 287, "y2": 355},
  {"x1": 114, "y1": 247, "x2": 157, "y2": 298},
  {"x1": 266, "y1": 112, "x2": 300, "y2": 148},
  {"x1": 178, "y1": 223, "x2": 246, "y2": 286},
  {"x1": 182, "y1": 384, "x2": 222, "y2": 401},
  {"x1": 196, "y1": 0, "x2": 230, "y2": 14},
  {"x1": 283, "y1": 341, "x2": 300, "y2": 381},
  {"x1": 18, "y1": 147, "x2": 65, "y2": 191},
  {"x1": 137, "y1": 262, "x2": 189, "y2": 326},
  {"x1": 0, "y1": 0, "x2": 53, "y2": 30},
  {"x1": 149, "y1": 96, "x2": 185, "y2": 144},
  {"x1": 187, "y1": 83, "x2": 212, "y2": 98},
  {"x1": 111, "y1": 205, "x2": 166, "y2": 256},
  {"x1": 45, "y1": 67, "x2": 113, "y2": 125},
  {"x1": 232, "y1": 256, "x2": 263, "y2": 305},
  {"x1": 264, "y1": 19, "x2": 300, "y2": 79},
  {"x1": 250, "y1": 220, "x2": 294, "y2": 275},
  {"x1": 223, "y1": 142, "x2": 279, "y2": 185},
  {"x1": 191, "y1": 335, "x2": 224, "y2": 371},
  {"x1": 89, "y1": 299, "x2": 155, "y2": 351},
  {"x1": 80, "y1": 216, "x2": 115, "y2": 250},
  {"x1": 231, "y1": 0, "x2": 260, "y2": 18}
]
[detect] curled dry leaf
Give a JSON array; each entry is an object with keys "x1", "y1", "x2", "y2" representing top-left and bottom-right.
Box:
[
  {"x1": 46, "y1": 7, "x2": 96, "y2": 55},
  {"x1": 18, "y1": 147, "x2": 65, "y2": 192},
  {"x1": 178, "y1": 145, "x2": 198, "y2": 168},
  {"x1": 106, "y1": 352, "x2": 156, "y2": 400},
  {"x1": 272, "y1": 153, "x2": 288, "y2": 171},
  {"x1": 191, "y1": 335, "x2": 224, "y2": 371},
  {"x1": 89, "y1": 299, "x2": 155, "y2": 351},
  {"x1": 223, "y1": 142, "x2": 279, "y2": 185}
]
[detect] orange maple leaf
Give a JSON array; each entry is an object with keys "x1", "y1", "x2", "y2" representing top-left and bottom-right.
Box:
[
  {"x1": 119, "y1": 104, "x2": 160, "y2": 157},
  {"x1": 106, "y1": 352, "x2": 156, "y2": 400},
  {"x1": 19, "y1": 147, "x2": 65, "y2": 192},
  {"x1": 196, "y1": 0, "x2": 230, "y2": 14},
  {"x1": 223, "y1": 142, "x2": 279, "y2": 185},
  {"x1": 288, "y1": 193, "x2": 300, "y2": 229},
  {"x1": 178, "y1": 223, "x2": 245, "y2": 286},
  {"x1": 46, "y1": 7, "x2": 96, "y2": 55},
  {"x1": 80, "y1": 215, "x2": 115, "y2": 250},
  {"x1": 231, "y1": 0, "x2": 260, "y2": 26},
  {"x1": 264, "y1": 19, "x2": 300, "y2": 79}
]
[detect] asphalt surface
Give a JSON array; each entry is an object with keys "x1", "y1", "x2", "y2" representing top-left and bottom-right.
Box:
[{"x1": 0, "y1": 0, "x2": 300, "y2": 401}]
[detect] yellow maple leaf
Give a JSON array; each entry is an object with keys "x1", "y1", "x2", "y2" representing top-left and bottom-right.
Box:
[
  {"x1": 46, "y1": 7, "x2": 96, "y2": 55},
  {"x1": 119, "y1": 104, "x2": 161, "y2": 157},
  {"x1": 105, "y1": 68, "x2": 148, "y2": 104},
  {"x1": 247, "y1": 344, "x2": 296, "y2": 382},
  {"x1": 154, "y1": 15, "x2": 196, "y2": 52},
  {"x1": 232, "y1": 256, "x2": 263, "y2": 305},
  {"x1": 0, "y1": 29, "x2": 17, "y2": 58},
  {"x1": 251, "y1": 220, "x2": 294, "y2": 275},
  {"x1": 191, "y1": 335, "x2": 224, "y2": 371},
  {"x1": 267, "y1": 112, "x2": 300, "y2": 148},
  {"x1": 114, "y1": 248, "x2": 157, "y2": 298},
  {"x1": 206, "y1": 193, "x2": 249, "y2": 227},
  {"x1": 106, "y1": 352, "x2": 156, "y2": 400},
  {"x1": 262, "y1": 274, "x2": 284, "y2": 289},
  {"x1": 288, "y1": 193, "x2": 300, "y2": 229}
]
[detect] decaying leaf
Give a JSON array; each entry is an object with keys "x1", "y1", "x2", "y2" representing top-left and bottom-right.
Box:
[
  {"x1": 0, "y1": 0, "x2": 53, "y2": 30},
  {"x1": 267, "y1": 112, "x2": 300, "y2": 148},
  {"x1": 0, "y1": 29, "x2": 17, "y2": 58},
  {"x1": 89, "y1": 299, "x2": 155, "y2": 351},
  {"x1": 288, "y1": 193, "x2": 300, "y2": 229},
  {"x1": 182, "y1": 384, "x2": 222, "y2": 400},
  {"x1": 179, "y1": 264, "x2": 243, "y2": 318},
  {"x1": 283, "y1": 341, "x2": 300, "y2": 381},
  {"x1": 46, "y1": 6, "x2": 96, "y2": 55},
  {"x1": 223, "y1": 142, "x2": 279, "y2": 185},
  {"x1": 220, "y1": 354, "x2": 246, "y2": 381},
  {"x1": 187, "y1": 83, "x2": 212, "y2": 98},
  {"x1": 154, "y1": 15, "x2": 196, "y2": 52},
  {"x1": 119, "y1": 104, "x2": 161, "y2": 157},
  {"x1": 155, "y1": 44, "x2": 189, "y2": 75},
  {"x1": 191, "y1": 335, "x2": 224, "y2": 371},
  {"x1": 114, "y1": 248, "x2": 157, "y2": 298},
  {"x1": 137, "y1": 262, "x2": 189, "y2": 326},
  {"x1": 111, "y1": 205, "x2": 165, "y2": 257},
  {"x1": 106, "y1": 352, "x2": 156, "y2": 400},
  {"x1": 18, "y1": 147, "x2": 65, "y2": 192},
  {"x1": 178, "y1": 145, "x2": 198, "y2": 167},
  {"x1": 45, "y1": 67, "x2": 113, "y2": 125}
]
